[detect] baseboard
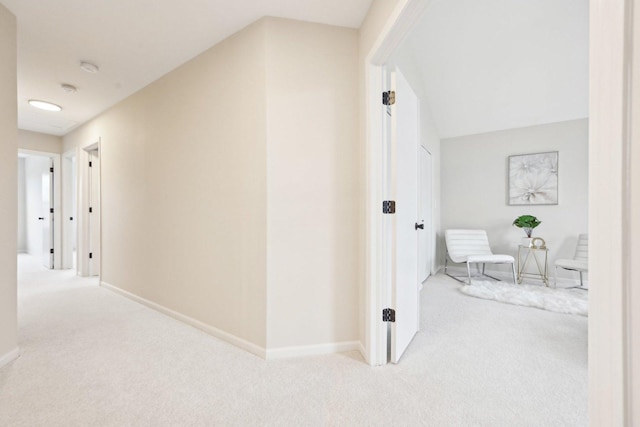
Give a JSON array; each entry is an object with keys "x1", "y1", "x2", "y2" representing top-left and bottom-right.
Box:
[
  {"x1": 265, "y1": 340, "x2": 360, "y2": 360},
  {"x1": 358, "y1": 342, "x2": 368, "y2": 364},
  {"x1": 100, "y1": 281, "x2": 267, "y2": 359},
  {"x1": 0, "y1": 347, "x2": 20, "y2": 369}
]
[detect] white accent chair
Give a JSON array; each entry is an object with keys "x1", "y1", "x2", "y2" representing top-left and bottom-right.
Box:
[
  {"x1": 554, "y1": 234, "x2": 588, "y2": 289},
  {"x1": 444, "y1": 229, "x2": 517, "y2": 285}
]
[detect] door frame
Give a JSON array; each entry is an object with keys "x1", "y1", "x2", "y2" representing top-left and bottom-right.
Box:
[
  {"x1": 18, "y1": 149, "x2": 62, "y2": 269},
  {"x1": 418, "y1": 145, "x2": 434, "y2": 280},
  {"x1": 78, "y1": 140, "x2": 101, "y2": 277},
  {"x1": 364, "y1": 0, "x2": 430, "y2": 367}
]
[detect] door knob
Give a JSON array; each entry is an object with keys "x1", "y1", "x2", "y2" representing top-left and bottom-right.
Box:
[
  {"x1": 415, "y1": 222, "x2": 424, "y2": 230},
  {"x1": 38, "y1": 217, "x2": 44, "y2": 220}
]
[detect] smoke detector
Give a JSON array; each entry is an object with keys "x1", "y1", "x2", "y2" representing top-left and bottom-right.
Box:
[
  {"x1": 80, "y1": 61, "x2": 99, "y2": 74},
  {"x1": 61, "y1": 83, "x2": 77, "y2": 93}
]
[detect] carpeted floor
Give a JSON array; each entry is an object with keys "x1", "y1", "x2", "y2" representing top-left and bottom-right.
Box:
[{"x1": 0, "y1": 255, "x2": 587, "y2": 426}]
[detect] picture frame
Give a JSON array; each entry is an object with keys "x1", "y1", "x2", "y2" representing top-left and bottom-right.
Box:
[{"x1": 508, "y1": 151, "x2": 558, "y2": 205}]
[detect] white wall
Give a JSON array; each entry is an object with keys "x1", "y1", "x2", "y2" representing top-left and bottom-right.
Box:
[
  {"x1": 441, "y1": 118, "x2": 588, "y2": 281},
  {"x1": 264, "y1": 18, "x2": 359, "y2": 352},
  {"x1": 62, "y1": 17, "x2": 361, "y2": 357},
  {"x1": 18, "y1": 129, "x2": 62, "y2": 153},
  {"x1": 24, "y1": 156, "x2": 51, "y2": 257},
  {"x1": 17, "y1": 158, "x2": 26, "y2": 252},
  {"x1": 64, "y1": 19, "x2": 269, "y2": 351},
  {"x1": 0, "y1": 3, "x2": 18, "y2": 366}
]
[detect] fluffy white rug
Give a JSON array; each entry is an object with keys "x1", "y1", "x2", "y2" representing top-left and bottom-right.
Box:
[{"x1": 460, "y1": 280, "x2": 588, "y2": 316}]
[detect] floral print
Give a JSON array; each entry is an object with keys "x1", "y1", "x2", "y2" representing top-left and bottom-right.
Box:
[{"x1": 509, "y1": 152, "x2": 558, "y2": 205}]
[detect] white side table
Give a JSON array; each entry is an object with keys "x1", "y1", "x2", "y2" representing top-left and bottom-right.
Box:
[{"x1": 517, "y1": 245, "x2": 549, "y2": 286}]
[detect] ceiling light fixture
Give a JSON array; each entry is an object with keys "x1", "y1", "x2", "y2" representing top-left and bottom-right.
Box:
[
  {"x1": 28, "y1": 100, "x2": 62, "y2": 112},
  {"x1": 61, "y1": 83, "x2": 77, "y2": 93},
  {"x1": 80, "y1": 61, "x2": 99, "y2": 74}
]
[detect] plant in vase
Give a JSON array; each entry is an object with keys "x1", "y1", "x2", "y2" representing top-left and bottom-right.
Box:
[{"x1": 512, "y1": 215, "x2": 541, "y2": 247}]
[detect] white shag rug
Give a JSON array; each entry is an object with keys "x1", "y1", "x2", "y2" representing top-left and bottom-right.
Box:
[{"x1": 460, "y1": 280, "x2": 588, "y2": 316}]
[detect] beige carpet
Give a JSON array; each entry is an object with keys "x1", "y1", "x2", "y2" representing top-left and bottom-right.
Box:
[{"x1": 0, "y1": 255, "x2": 587, "y2": 426}]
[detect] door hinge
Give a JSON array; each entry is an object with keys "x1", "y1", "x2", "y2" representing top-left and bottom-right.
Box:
[
  {"x1": 89, "y1": 252, "x2": 93, "y2": 259},
  {"x1": 50, "y1": 208, "x2": 54, "y2": 214},
  {"x1": 382, "y1": 90, "x2": 395, "y2": 106},
  {"x1": 382, "y1": 200, "x2": 396, "y2": 214},
  {"x1": 49, "y1": 167, "x2": 54, "y2": 173},
  {"x1": 89, "y1": 207, "x2": 93, "y2": 213},
  {"x1": 50, "y1": 248, "x2": 54, "y2": 254},
  {"x1": 382, "y1": 308, "x2": 395, "y2": 322},
  {"x1": 89, "y1": 161, "x2": 92, "y2": 167}
]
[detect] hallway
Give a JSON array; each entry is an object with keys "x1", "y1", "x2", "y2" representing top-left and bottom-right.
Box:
[{"x1": 0, "y1": 255, "x2": 587, "y2": 426}]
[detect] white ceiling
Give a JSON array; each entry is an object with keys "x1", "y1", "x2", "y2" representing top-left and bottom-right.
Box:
[
  {"x1": 402, "y1": 0, "x2": 589, "y2": 139},
  {"x1": 1, "y1": 0, "x2": 373, "y2": 136}
]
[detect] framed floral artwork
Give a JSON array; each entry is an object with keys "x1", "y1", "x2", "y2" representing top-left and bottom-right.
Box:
[{"x1": 508, "y1": 151, "x2": 558, "y2": 205}]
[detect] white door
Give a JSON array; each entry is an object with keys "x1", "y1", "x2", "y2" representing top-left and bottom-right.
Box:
[
  {"x1": 88, "y1": 150, "x2": 100, "y2": 276},
  {"x1": 41, "y1": 163, "x2": 53, "y2": 269},
  {"x1": 418, "y1": 147, "x2": 433, "y2": 283},
  {"x1": 62, "y1": 154, "x2": 77, "y2": 270},
  {"x1": 390, "y1": 68, "x2": 420, "y2": 363}
]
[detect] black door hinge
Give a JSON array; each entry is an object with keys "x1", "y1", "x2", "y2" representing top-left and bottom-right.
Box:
[
  {"x1": 382, "y1": 90, "x2": 395, "y2": 106},
  {"x1": 89, "y1": 161, "x2": 92, "y2": 167},
  {"x1": 382, "y1": 200, "x2": 396, "y2": 214},
  {"x1": 89, "y1": 207, "x2": 93, "y2": 213},
  {"x1": 89, "y1": 253, "x2": 93, "y2": 259},
  {"x1": 50, "y1": 208, "x2": 54, "y2": 214},
  {"x1": 383, "y1": 308, "x2": 395, "y2": 322},
  {"x1": 50, "y1": 248, "x2": 54, "y2": 254},
  {"x1": 50, "y1": 167, "x2": 54, "y2": 173}
]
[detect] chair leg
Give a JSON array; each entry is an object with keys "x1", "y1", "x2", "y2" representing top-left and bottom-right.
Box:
[
  {"x1": 554, "y1": 266, "x2": 558, "y2": 289},
  {"x1": 512, "y1": 263, "x2": 517, "y2": 285},
  {"x1": 482, "y1": 263, "x2": 485, "y2": 275},
  {"x1": 444, "y1": 256, "x2": 448, "y2": 274},
  {"x1": 466, "y1": 262, "x2": 472, "y2": 285},
  {"x1": 579, "y1": 271, "x2": 583, "y2": 287}
]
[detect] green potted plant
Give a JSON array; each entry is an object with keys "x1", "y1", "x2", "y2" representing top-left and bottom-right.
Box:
[{"x1": 513, "y1": 215, "x2": 541, "y2": 246}]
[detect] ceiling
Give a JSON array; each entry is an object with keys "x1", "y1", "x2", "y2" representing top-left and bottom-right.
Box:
[
  {"x1": 1, "y1": 0, "x2": 373, "y2": 136},
  {"x1": 2, "y1": 0, "x2": 589, "y2": 140},
  {"x1": 401, "y1": 0, "x2": 589, "y2": 139}
]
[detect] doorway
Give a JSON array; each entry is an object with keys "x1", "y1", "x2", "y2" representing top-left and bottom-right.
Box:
[{"x1": 17, "y1": 149, "x2": 62, "y2": 269}]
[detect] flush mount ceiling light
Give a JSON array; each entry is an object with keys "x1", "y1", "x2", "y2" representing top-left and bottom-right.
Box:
[
  {"x1": 28, "y1": 100, "x2": 62, "y2": 112},
  {"x1": 61, "y1": 83, "x2": 77, "y2": 93},
  {"x1": 80, "y1": 61, "x2": 99, "y2": 74}
]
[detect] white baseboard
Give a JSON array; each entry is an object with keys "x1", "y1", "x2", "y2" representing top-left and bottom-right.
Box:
[
  {"x1": 0, "y1": 347, "x2": 20, "y2": 369},
  {"x1": 100, "y1": 281, "x2": 364, "y2": 361},
  {"x1": 100, "y1": 281, "x2": 267, "y2": 359},
  {"x1": 358, "y1": 342, "x2": 368, "y2": 364},
  {"x1": 265, "y1": 341, "x2": 360, "y2": 360}
]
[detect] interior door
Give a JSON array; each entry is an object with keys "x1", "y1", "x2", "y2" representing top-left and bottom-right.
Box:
[
  {"x1": 418, "y1": 147, "x2": 433, "y2": 283},
  {"x1": 390, "y1": 68, "x2": 420, "y2": 363},
  {"x1": 41, "y1": 162, "x2": 53, "y2": 269},
  {"x1": 88, "y1": 150, "x2": 100, "y2": 276}
]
